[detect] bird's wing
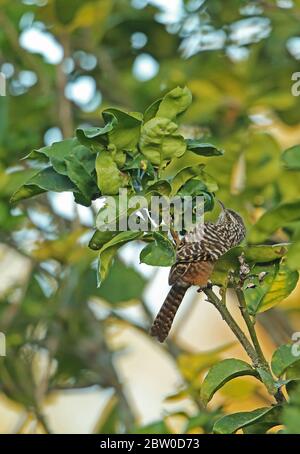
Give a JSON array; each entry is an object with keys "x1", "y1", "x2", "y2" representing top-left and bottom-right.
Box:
[
  {"x1": 168, "y1": 261, "x2": 191, "y2": 286},
  {"x1": 176, "y1": 222, "x2": 227, "y2": 263}
]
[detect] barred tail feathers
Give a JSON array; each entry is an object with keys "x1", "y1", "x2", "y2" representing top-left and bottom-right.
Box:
[{"x1": 150, "y1": 283, "x2": 189, "y2": 342}]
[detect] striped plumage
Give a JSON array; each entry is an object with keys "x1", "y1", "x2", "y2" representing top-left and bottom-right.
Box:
[{"x1": 150, "y1": 203, "x2": 246, "y2": 342}]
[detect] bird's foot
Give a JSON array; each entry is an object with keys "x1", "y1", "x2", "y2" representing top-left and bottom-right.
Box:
[{"x1": 197, "y1": 282, "x2": 213, "y2": 293}]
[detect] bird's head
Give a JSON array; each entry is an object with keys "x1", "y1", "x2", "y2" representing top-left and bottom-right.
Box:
[{"x1": 216, "y1": 200, "x2": 246, "y2": 246}]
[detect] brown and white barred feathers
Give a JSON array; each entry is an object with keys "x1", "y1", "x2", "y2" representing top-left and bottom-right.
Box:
[{"x1": 150, "y1": 202, "x2": 246, "y2": 342}]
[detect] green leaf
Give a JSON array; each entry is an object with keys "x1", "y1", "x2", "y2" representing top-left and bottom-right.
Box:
[
  {"x1": 95, "y1": 151, "x2": 129, "y2": 195},
  {"x1": 64, "y1": 152, "x2": 98, "y2": 206},
  {"x1": 200, "y1": 359, "x2": 257, "y2": 405},
  {"x1": 10, "y1": 167, "x2": 77, "y2": 203},
  {"x1": 186, "y1": 139, "x2": 224, "y2": 157},
  {"x1": 140, "y1": 232, "x2": 175, "y2": 266},
  {"x1": 26, "y1": 138, "x2": 87, "y2": 176},
  {"x1": 140, "y1": 117, "x2": 186, "y2": 166},
  {"x1": 89, "y1": 231, "x2": 117, "y2": 250},
  {"x1": 178, "y1": 176, "x2": 217, "y2": 196},
  {"x1": 146, "y1": 180, "x2": 172, "y2": 196},
  {"x1": 103, "y1": 108, "x2": 142, "y2": 152},
  {"x1": 271, "y1": 344, "x2": 300, "y2": 377},
  {"x1": 98, "y1": 231, "x2": 143, "y2": 284},
  {"x1": 282, "y1": 145, "x2": 300, "y2": 170},
  {"x1": 170, "y1": 165, "x2": 205, "y2": 196},
  {"x1": 76, "y1": 124, "x2": 112, "y2": 149},
  {"x1": 96, "y1": 259, "x2": 146, "y2": 304},
  {"x1": 156, "y1": 86, "x2": 192, "y2": 120},
  {"x1": 244, "y1": 260, "x2": 298, "y2": 315},
  {"x1": 143, "y1": 98, "x2": 162, "y2": 123},
  {"x1": 161, "y1": 150, "x2": 207, "y2": 179},
  {"x1": 211, "y1": 244, "x2": 289, "y2": 286},
  {"x1": 248, "y1": 201, "x2": 300, "y2": 244},
  {"x1": 213, "y1": 406, "x2": 280, "y2": 434},
  {"x1": 24, "y1": 138, "x2": 98, "y2": 205}
]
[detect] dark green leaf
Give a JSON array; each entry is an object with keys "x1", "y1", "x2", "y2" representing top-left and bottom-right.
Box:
[
  {"x1": 186, "y1": 139, "x2": 224, "y2": 157},
  {"x1": 103, "y1": 108, "x2": 142, "y2": 152},
  {"x1": 96, "y1": 259, "x2": 146, "y2": 304},
  {"x1": 89, "y1": 230, "x2": 117, "y2": 251},
  {"x1": 11, "y1": 167, "x2": 77, "y2": 204},
  {"x1": 76, "y1": 124, "x2": 113, "y2": 150},
  {"x1": 213, "y1": 406, "x2": 281, "y2": 434},
  {"x1": 98, "y1": 231, "x2": 143, "y2": 285},
  {"x1": 201, "y1": 358, "x2": 257, "y2": 405},
  {"x1": 140, "y1": 232, "x2": 175, "y2": 266}
]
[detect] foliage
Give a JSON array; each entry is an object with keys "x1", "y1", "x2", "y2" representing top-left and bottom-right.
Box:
[{"x1": 1, "y1": 0, "x2": 300, "y2": 435}]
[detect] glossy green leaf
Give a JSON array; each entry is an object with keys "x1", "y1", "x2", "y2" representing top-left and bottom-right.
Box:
[
  {"x1": 213, "y1": 406, "x2": 281, "y2": 434},
  {"x1": 201, "y1": 359, "x2": 257, "y2": 405},
  {"x1": 156, "y1": 86, "x2": 192, "y2": 120},
  {"x1": 140, "y1": 232, "x2": 175, "y2": 266},
  {"x1": 282, "y1": 145, "x2": 300, "y2": 170},
  {"x1": 11, "y1": 167, "x2": 77, "y2": 203},
  {"x1": 89, "y1": 231, "x2": 117, "y2": 251},
  {"x1": 24, "y1": 138, "x2": 98, "y2": 205},
  {"x1": 26, "y1": 138, "x2": 89, "y2": 176},
  {"x1": 186, "y1": 139, "x2": 224, "y2": 157},
  {"x1": 170, "y1": 165, "x2": 204, "y2": 196},
  {"x1": 64, "y1": 154, "x2": 98, "y2": 206},
  {"x1": 161, "y1": 150, "x2": 208, "y2": 179},
  {"x1": 244, "y1": 260, "x2": 298, "y2": 315},
  {"x1": 95, "y1": 151, "x2": 129, "y2": 195},
  {"x1": 76, "y1": 124, "x2": 113, "y2": 150},
  {"x1": 103, "y1": 108, "x2": 142, "y2": 152},
  {"x1": 140, "y1": 117, "x2": 186, "y2": 166},
  {"x1": 143, "y1": 98, "x2": 162, "y2": 123},
  {"x1": 98, "y1": 231, "x2": 143, "y2": 285},
  {"x1": 271, "y1": 344, "x2": 300, "y2": 377},
  {"x1": 211, "y1": 244, "x2": 289, "y2": 286}
]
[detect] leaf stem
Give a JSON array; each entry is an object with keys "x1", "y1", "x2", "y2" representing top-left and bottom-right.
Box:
[
  {"x1": 203, "y1": 287, "x2": 286, "y2": 404},
  {"x1": 203, "y1": 288, "x2": 258, "y2": 365},
  {"x1": 236, "y1": 288, "x2": 269, "y2": 368},
  {"x1": 235, "y1": 288, "x2": 286, "y2": 404}
]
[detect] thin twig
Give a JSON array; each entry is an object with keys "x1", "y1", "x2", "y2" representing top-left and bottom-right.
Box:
[
  {"x1": 203, "y1": 288, "x2": 258, "y2": 366},
  {"x1": 203, "y1": 287, "x2": 285, "y2": 404}
]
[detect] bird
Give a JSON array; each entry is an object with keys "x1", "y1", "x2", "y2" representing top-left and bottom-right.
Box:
[{"x1": 150, "y1": 201, "x2": 246, "y2": 342}]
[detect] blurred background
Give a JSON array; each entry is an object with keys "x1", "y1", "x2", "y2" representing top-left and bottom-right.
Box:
[{"x1": 1, "y1": 0, "x2": 300, "y2": 434}]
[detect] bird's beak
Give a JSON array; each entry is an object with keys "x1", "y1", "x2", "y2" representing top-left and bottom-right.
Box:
[{"x1": 217, "y1": 199, "x2": 225, "y2": 211}]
